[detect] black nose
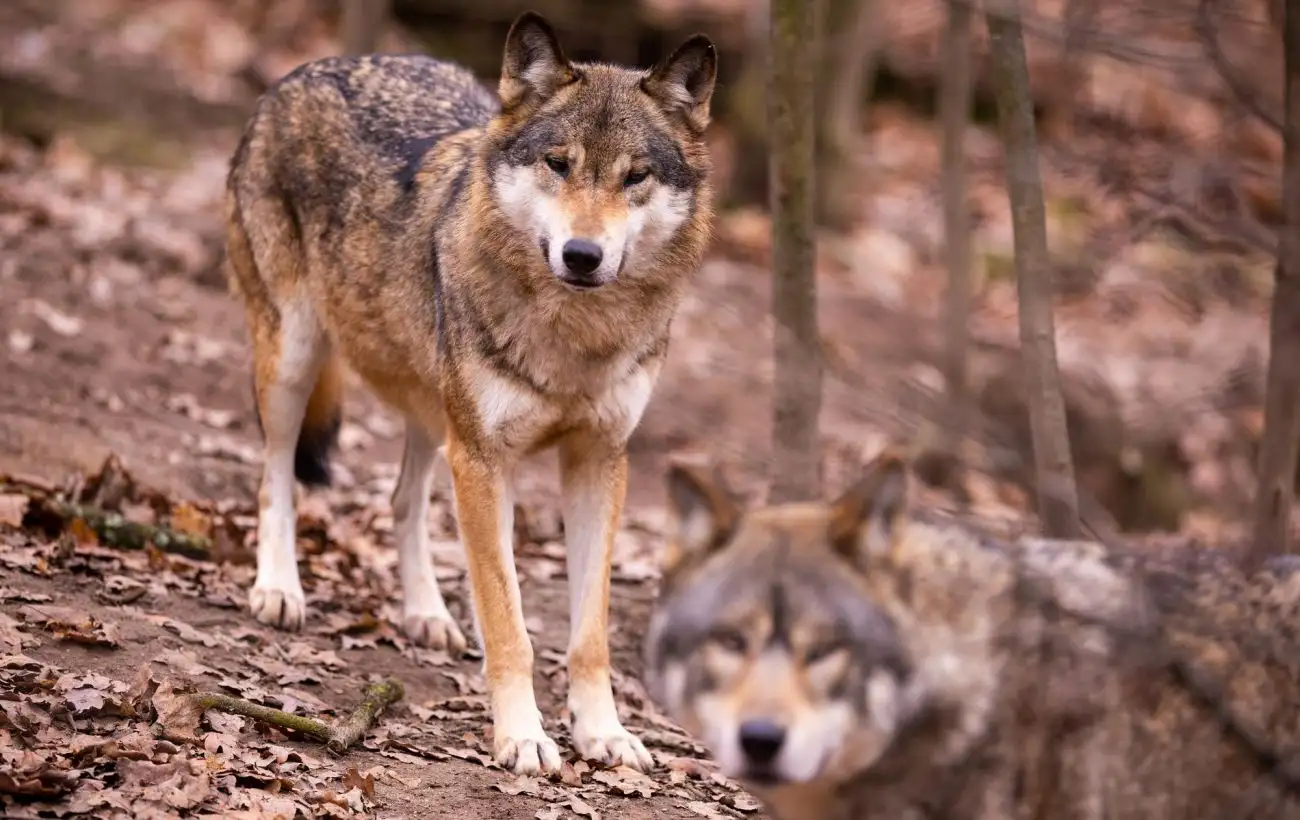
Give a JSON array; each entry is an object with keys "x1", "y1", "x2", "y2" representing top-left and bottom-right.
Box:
[
  {"x1": 561, "y1": 238, "x2": 603, "y2": 277},
  {"x1": 738, "y1": 719, "x2": 786, "y2": 766}
]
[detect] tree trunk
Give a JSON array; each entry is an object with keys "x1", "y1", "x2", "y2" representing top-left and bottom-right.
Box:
[
  {"x1": 342, "y1": 0, "x2": 391, "y2": 56},
  {"x1": 1040, "y1": 0, "x2": 1098, "y2": 140},
  {"x1": 940, "y1": 0, "x2": 975, "y2": 496},
  {"x1": 815, "y1": 0, "x2": 880, "y2": 230},
  {"x1": 1248, "y1": 0, "x2": 1300, "y2": 564},
  {"x1": 721, "y1": 2, "x2": 772, "y2": 210},
  {"x1": 768, "y1": 0, "x2": 824, "y2": 502},
  {"x1": 985, "y1": 0, "x2": 1082, "y2": 538}
]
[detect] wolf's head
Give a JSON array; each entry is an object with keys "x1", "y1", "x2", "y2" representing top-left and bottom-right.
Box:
[
  {"x1": 643, "y1": 452, "x2": 923, "y2": 787},
  {"x1": 483, "y1": 12, "x2": 716, "y2": 292}
]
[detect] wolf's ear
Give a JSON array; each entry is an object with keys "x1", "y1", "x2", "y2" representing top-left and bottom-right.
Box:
[
  {"x1": 642, "y1": 34, "x2": 718, "y2": 133},
  {"x1": 500, "y1": 11, "x2": 575, "y2": 108},
  {"x1": 663, "y1": 459, "x2": 739, "y2": 572},
  {"x1": 829, "y1": 449, "x2": 910, "y2": 564}
]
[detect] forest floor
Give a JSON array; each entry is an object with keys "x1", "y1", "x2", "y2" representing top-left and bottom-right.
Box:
[
  {"x1": 0, "y1": 127, "x2": 776, "y2": 818},
  {"x1": 0, "y1": 0, "x2": 1287, "y2": 817}
]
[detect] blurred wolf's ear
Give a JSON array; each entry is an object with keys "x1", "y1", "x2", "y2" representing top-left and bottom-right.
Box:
[
  {"x1": 642, "y1": 35, "x2": 717, "y2": 133},
  {"x1": 500, "y1": 11, "x2": 575, "y2": 108},
  {"x1": 829, "y1": 449, "x2": 910, "y2": 565},
  {"x1": 663, "y1": 458, "x2": 739, "y2": 573}
]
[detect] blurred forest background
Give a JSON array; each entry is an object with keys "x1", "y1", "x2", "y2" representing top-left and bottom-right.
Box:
[
  {"x1": 2, "y1": 0, "x2": 1300, "y2": 817},
  {"x1": 1, "y1": 0, "x2": 1290, "y2": 546}
]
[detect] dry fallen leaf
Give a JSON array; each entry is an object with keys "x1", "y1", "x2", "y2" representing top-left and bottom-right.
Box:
[
  {"x1": 170, "y1": 501, "x2": 214, "y2": 539},
  {"x1": 145, "y1": 615, "x2": 221, "y2": 648},
  {"x1": 0, "y1": 587, "x2": 53, "y2": 604},
  {"x1": 0, "y1": 494, "x2": 29, "y2": 528},
  {"x1": 0, "y1": 756, "x2": 78, "y2": 798},
  {"x1": 59, "y1": 674, "x2": 130, "y2": 717},
  {"x1": 0, "y1": 612, "x2": 35, "y2": 652},
  {"x1": 665, "y1": 755, "x2": 714, "y2": 782},
  {"x1": 68, "y1": 517, "x2": 98, "y2": 545},
  {"x1": 152, "y1": 678, "x2": 203, "y2": 742},
  {"x1": 340, "y1": 767, "x2": 376, "y2": 799},
  {"x1": 724, "y1": 792, "x2": 763, "y2": 812},
  {"x1": 492, "y1": 774, "x2": 542, "y2": 797},
  {"x1": 592, "y1": 766, "x2": 659, "y2": 798},
  {"x1": 26, "y1": 298, "x2": 84, "y2": 337},
  {"x1": 19, "y1": 606, "x2": 121, "y2": 649}
]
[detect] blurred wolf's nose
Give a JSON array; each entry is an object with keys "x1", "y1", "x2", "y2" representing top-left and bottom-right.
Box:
[
  {"x1": 739, "y1": 719, "x2": 786, "y2": 766},
  {"x1": 562, "y1": 238, "x2": 603, "y2": 277}
]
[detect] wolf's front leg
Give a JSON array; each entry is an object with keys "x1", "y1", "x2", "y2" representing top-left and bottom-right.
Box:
[
  {"x1": 446, "y1": 430, "x2": 561, "y2": 776},
  {"x1": 559, "y1": 441, "x2": 654, "y2": 771}
]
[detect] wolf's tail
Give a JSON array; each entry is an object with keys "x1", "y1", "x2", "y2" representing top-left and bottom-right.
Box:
[{"x1": 293, "y1": 352, "x2": 344, "y2": 488}]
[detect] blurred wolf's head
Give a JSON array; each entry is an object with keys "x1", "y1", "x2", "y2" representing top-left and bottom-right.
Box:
[{"x1": 643, "y1": 452, "x2": 926, "y2": 787}]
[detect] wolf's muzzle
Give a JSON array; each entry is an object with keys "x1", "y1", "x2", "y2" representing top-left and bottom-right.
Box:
[
  {"x1": 560, "y1": 238, "x2": 604, "y2": 288},
  {"x1": 739, "y1": 718, "x2": 786, "y2": 780}
]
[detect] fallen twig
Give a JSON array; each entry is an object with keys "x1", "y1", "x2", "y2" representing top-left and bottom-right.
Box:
[
  {"x1": 53, "y1": 501, "x2": 211, "y2": 560},
  {"x1": 323, "y1": 679, "x2": 405, "y2": 754},
  {"x1": 190, "y1": 680, "x2": 405, "y2": 755},
  {"x1": 0, "y1": 477, "x2": 213, "y2": 561}
]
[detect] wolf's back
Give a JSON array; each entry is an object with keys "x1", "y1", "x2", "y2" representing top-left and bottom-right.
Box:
[{"x1": 229, "y1": 54, "x2": 498, "y2": 202}]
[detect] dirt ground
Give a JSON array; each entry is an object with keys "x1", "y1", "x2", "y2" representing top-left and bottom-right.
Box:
[
  {"x1": 0, "y1": 0, "x2": 1288, "y2": 814},
  {"x1": 0, "y1": 500, "x2": 751, "y2": 820},
  {"x1": 0, "y1": 83, "x2": 1283, "y2": 820},
  {"x1": 0, "y1": 130, "x2": 778, "y2": 817}
]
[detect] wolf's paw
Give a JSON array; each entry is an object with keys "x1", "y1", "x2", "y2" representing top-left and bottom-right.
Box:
[
  {"x1": 494, "y1": 727, "x2": 563, "y2": 775},
  {"x1": 574, "y1": 722, "x2": 654, "y2": 771},
  {"x1": 402, "y1": 611, "x2": 468, "y2": 654},
  {"x1": 249, "y1": 583, "x2": 306, "y2": 630}
]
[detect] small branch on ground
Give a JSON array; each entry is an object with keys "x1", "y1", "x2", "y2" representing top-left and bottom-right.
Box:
[
  {"x1": 190, "y1": 692, "x2": 333, "y2": 744},
  {"x1": 1, "y1": 476, "x2": 212, "y2": 560},
  {"x1": 323, "y1": 680, "x2": 405, "y2": 754},
  {"x1": 190, "y1": 680, "x2": 405, "y2": 756},
  {"x1": 53, "y1": 501, "x2": 211, "y2": 560}
]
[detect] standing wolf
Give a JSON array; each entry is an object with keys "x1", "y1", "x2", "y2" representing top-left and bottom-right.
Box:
[
  {"x1": 644, "y1": 451, "x2": 1300, "y2": 818},
  {"x1": 225, "y1": 11, "x2": 717, "y2": 775}
]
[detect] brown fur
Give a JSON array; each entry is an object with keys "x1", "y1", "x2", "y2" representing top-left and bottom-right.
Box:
[
  {"x1": 225, "y1": 11, "x2": 717, "y2": 775},
  {"x1": 644, "y1": 451, "x2": 1300, "y2": 819}
]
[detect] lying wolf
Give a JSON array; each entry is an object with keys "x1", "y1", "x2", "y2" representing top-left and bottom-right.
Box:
[{"x1": 643, "y1": 450, "x2": 1300, "y2": 819}]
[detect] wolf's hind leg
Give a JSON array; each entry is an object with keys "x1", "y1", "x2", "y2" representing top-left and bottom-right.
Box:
[
  {"x1": 248, "y1": 298, "x2": 330, "y2": 630},
  {"x1": 392, "y1": 417, "x2": 469, "y2": 652}
]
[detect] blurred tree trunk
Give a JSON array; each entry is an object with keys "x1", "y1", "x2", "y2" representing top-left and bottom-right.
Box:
[
  {"x1": 342, "y1": 0, "x2": 390, "y2": 56},
  {"x1": 815, "y1": 0, "x2": 880, "y2": 230},
  {"x1": 1040, "y1": 0, "x2": 1098, "y2": 140},
  {"x1": 985, "y1": 0, "x2": 1082, "y2": 538},
  {"x1": 768, "y1": 0, "x2": 823, "y2": 502},
  {"x1": 1249, "y1": 0, "x2": 1300, "y2": 564},
  {"x1": 940, "y1": 0, "x2": 975, "y2": 496},
  {"x1": 722, "y1": 5, "x2": 772, "y2": 210}
]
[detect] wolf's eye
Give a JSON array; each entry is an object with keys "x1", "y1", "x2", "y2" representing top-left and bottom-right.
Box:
[
  {"x1": 805, "y1": 640, "x2": 848, "y2": 664},
  {"x1": 545, "y1": 155, "x2": 570, "y2": 177},
  {"x1": 624, "y1": 168, "x2": 651, "y2": 187},
  {"x1": 710, "y1": 629, "x2": 748, "y2": 654}
]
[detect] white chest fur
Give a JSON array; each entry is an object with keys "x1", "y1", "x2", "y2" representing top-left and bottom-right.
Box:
[{"x1": 469, "y1": 357, "x2": 659, "y2": 454}]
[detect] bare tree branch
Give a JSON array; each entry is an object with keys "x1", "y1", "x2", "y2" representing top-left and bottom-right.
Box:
[{"x1": 1195, "y1": 0, "x2": 1284, "y2": 133}]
